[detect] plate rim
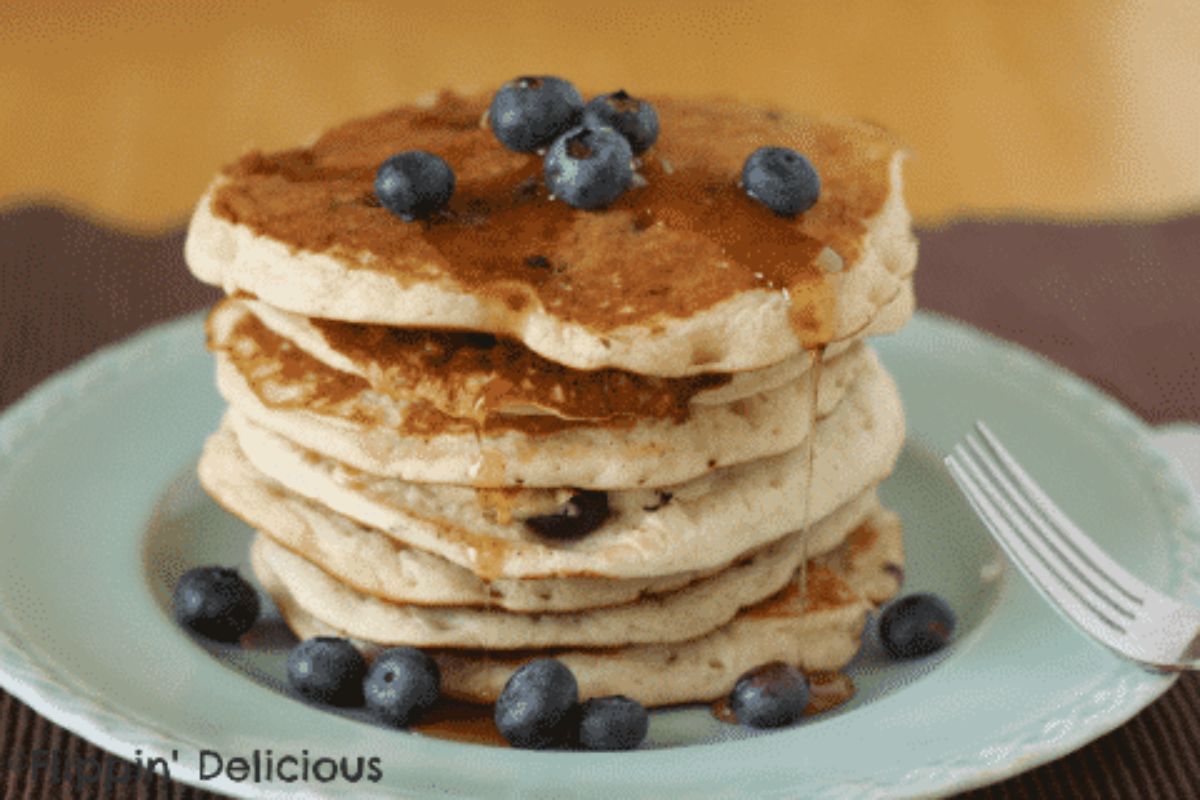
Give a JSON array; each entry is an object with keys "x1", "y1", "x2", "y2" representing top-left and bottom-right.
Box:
[{"x1": 0, "y1": 308, "x2": 1196, "y2": 799}]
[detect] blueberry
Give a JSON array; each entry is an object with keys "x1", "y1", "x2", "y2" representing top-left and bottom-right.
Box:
[
  {"x1": 578, "y1": 695, "x2": 649, "y2": 751},
  {"x1": 172, "y1": 566, "x2": 259, "y2": 643},
  {"x1": 363, "y1": 647, "x2": 440, "y2": 726},
  {"x1": 543, "y1": 126, "x2": 634, "y2": 210},
  {"x1": 494, "y1": 659, "x2": 579, "y2": 749},
  {"x1": 741, "y1": 146, "x2": 820, "y2": 217},
  {"x1": 583, "y1": 90, "x2": 660, "y2": 154},
  {"x1": 489, "y1": 76, "x2": 584, "y2": 152},
  {"x1": 524, "y1": 491, "x2": 610, "y2": 539},
  {"x1": 879, "y1": 593, "x2": 956, "y2": 659},
  {"x1": 287, "y1": 637, "x2": 367, "y2": 707},
  {"x1": 729, "y1": 662, "x2": 809, "y2": 729},
  {"x1": 374, "y1": 151, "x2": 455, "y2": 221}
]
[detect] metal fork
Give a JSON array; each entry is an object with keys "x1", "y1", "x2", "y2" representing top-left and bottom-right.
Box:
[{"x1": 945, "y1": 421, "x2": 1200, "y2": 671}]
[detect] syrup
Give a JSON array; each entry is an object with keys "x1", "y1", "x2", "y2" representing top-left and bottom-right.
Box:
[
  {"x1": 798, "y1": 346, "x2": 825, "y2": 600},
  {"x1": 211, "y1": 93, "x2": 900, "y2": 347},
  {"x1": 805, "y1": 671, "x2": 856, "y2": 715},
  {"x1": 409, "y1": 700, "x2": 508, "y2": 747}
]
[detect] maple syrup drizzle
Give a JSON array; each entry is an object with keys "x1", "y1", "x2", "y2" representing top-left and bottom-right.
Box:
[
  {"x1": 210, "y1": 92, "x2": 887, "y2": 344},
  {"x1": 466, "y1": 402, "x2": 516, "y2": 578},
  {"x1": 798, "y1": 346, "x2": 825, "y2": 600}
]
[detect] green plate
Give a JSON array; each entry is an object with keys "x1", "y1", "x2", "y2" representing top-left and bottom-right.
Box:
[{"x1": 1, "y1": 311, "x2": 1197, "y2": 798}]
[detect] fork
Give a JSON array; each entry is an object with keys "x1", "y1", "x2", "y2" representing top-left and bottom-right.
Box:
[{"x1": 945, "y1": 421, "x2": 1200, "y2": 672}]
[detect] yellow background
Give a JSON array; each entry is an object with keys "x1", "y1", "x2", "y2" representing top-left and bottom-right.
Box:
[{"x1": 3, "y1": 0, "x2": 1198, "y2": 229}]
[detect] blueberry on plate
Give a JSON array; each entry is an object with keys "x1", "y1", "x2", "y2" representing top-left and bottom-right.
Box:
[
  {"x1": 524, "y1": 490, "x2": 610, "y2": 539},
  {"x1": 578, "y1": 695, "x2": 649, "y2": 751},
  {"x1": 741, "y1": 146, "x2": 820, "y2": 217},
  {"x1": 583, "y1": 90, "x2": 660, "y2": 154},
  {"x1": 494, "y1": 658, "x2": 579, "y2": 749},
  {"x1": 374, "y1": 151, "x2": 455, "y2": 221},
  {"x1": 879, "y1": 593, "x2": 956, "y2": 659},
  {"x1": 364, "y1": 647, "x2": 441, "y2": 726},
  {"x1": 172, "y1": 565, "x2": 259, "y2": 643},
  {"x1": 489, "y1": 76, "x2": 584, "y2": 153},
  {"x1": 729, "y1": 661, "x2": 809, "y2": 729},
  {"x1": 287, "y1": 637, "x2": 368, "y2": 707},
  {"x1": 543, "y1": 126, "x2": 634, "y2": 210}
]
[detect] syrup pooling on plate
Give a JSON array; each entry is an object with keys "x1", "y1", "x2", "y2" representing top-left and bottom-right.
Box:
[
  {"x1": 210, "y1": 92, "x2": 899, "y2": 344},
  {"x1": 408, "y1": 699, "x2": 508, "y2": 746}
]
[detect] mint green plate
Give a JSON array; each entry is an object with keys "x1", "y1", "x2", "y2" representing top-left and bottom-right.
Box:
[{"x1": 1, "y1": 311, "x2": 1197, "y2": 798}]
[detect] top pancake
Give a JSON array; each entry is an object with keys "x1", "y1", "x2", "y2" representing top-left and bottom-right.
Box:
[{"x1": 186, "y1": 91, "x2": 916, "y2": 376}]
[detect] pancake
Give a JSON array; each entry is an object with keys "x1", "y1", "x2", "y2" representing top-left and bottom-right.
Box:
[
  {"x1": 226, "y1": 350, "x2": 904, "y2": 580},
  {"x1": 201, "y1": 422, "x2": 880, "y2": 612},
  {"x1": 249, "y1": 476, "x2": 875, "y2": 648},
  {"x1": 184, "y1": 84, "x2": 919, "y2": 715},
  {"x1": 255, "y1": 507, "x2": 905, "y2": 707},
  {"x1": 185, "y1": 91, "x2": 917, "y2": 376},
  {"x1": 240, "y1": 296, "x2": 876, "y2": 417},
  {"x1": 209, "y1": 297, "x2": 873, "y2": 488}
]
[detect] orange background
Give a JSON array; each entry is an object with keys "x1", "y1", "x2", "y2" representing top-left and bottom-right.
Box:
[{"x1": 2, "y1": 0, "x2": 1199, "y2": 229}]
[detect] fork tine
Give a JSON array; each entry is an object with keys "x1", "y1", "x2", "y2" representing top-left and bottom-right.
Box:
[
  {"x1": 964, "y1": 432, "x2": 1139, "y2": 621},
  {"x1": 950, "y1": 446, "x2": 1124, "y2": 630},
  {"x1": 974, "y1": 421, "x2": 1151, "y2": 608},
  {"x1": 946, "y1": 449, "x2": 1136, "y2": 656},
  {"x1": 950, "y1": 443, "x2": 1128, "y2": 633}
]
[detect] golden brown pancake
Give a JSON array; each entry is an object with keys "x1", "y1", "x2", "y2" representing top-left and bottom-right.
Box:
[
  {"x1": 186, "y1": 91, "x2": 915, "y2": 375},
  {"x1": 256, "y1": 508, "x2": 904, "y2": 706}
]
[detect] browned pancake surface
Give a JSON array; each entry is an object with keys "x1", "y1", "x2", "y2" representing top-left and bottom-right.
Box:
[
  {"x1": 307, "y1": 307, "x2": 729, "y2": 422},
  {"x1": 209, "y1": 305, "x2": 707, "y2": 435},
  {"x1": 210, "y1": 91, "x2": 901, "y2": 345}
]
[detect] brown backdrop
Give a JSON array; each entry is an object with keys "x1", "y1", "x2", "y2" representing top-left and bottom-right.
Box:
[{"x1": 3, "y1": 1, "x2": 1200, "y2": 227}]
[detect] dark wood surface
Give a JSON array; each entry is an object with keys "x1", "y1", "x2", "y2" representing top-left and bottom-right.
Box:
[{"x1": 1, "y1": 205, "x2": 1198, "y2": 798}]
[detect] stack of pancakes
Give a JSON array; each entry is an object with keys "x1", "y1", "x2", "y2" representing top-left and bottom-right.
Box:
[{"x1": 185, "y1": 91, "x2": 917, "y2": 707}]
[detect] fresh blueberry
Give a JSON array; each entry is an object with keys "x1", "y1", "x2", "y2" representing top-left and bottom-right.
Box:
[
  {"x1": 729, "y1": 662, "x2": 809, "y2": 729},
  {"x1": 524, "y1": 491, "x2": 610, "y2": 539},
  {"x1": 494, "y1": 659, "x2": 579, "y2": 749},
  {"x1": 741, "y1": 146, "x2": 820, "y2": 217},
  {"x1": 363, "y1": 647, "x2": 441, "y2": 726},
  {"x1": 879, "y1": 593, "x2": 956, "y2": 659},
  {"x1": 489, "y1": 76, "x2": 584, "y2": 152},
  {"x1": 172, "y1": 566, "x2": 259, "y2": 643},
  {"x1": 287, "y1": 637, "x2": 367, "y2": 707},
  {"x1": 583, "y1": 90, "x2": 660, "y2": 154},
  {"x1": 578, "y1": 695, "x2": 649, "y2": 751},
  {"x1": 543, "y1": 126, "x2": 634, "y2": 210},
  {"x1": 374, "y1": 151, "x2": 455, "y2": 221}
]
